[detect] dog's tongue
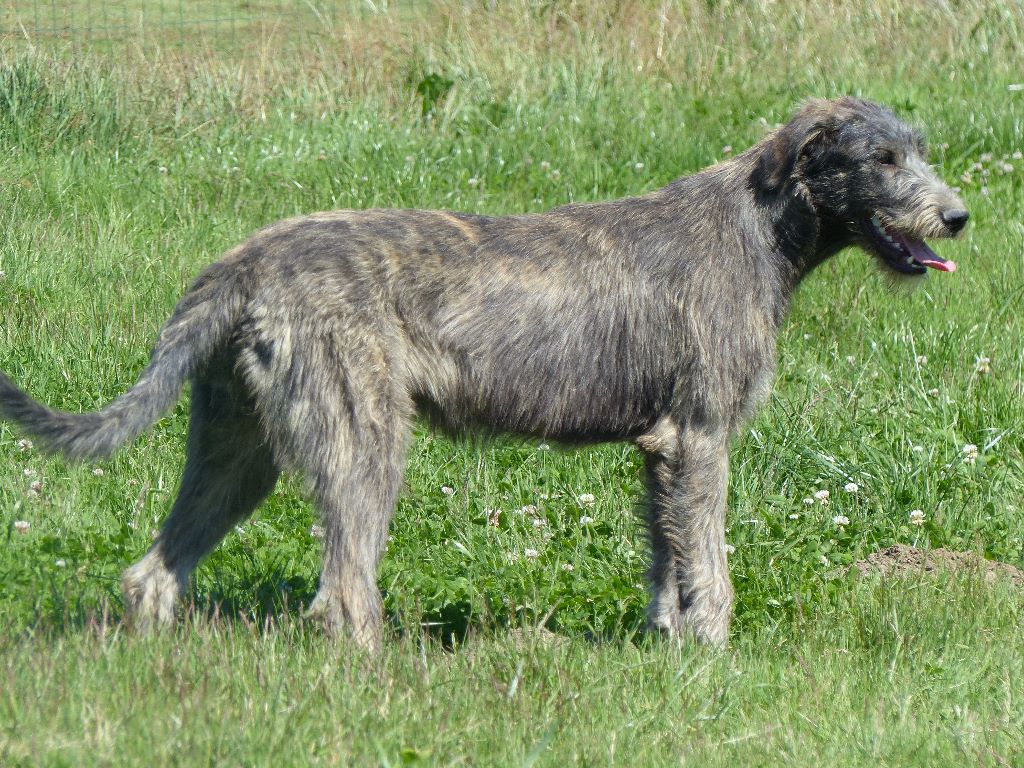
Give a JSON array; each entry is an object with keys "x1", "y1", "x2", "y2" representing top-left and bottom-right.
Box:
[{"x1": 891, "y1": 230, "x2": 957, "y2": 272}]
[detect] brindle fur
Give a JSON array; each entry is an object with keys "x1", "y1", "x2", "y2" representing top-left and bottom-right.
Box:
[{"x1": 0, "y1": 98, "x2": 968, "y2": 649}]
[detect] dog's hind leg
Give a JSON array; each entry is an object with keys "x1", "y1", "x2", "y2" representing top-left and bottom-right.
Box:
[
  {"x1": 299, "y1": 382, "x2": 412, "y2": 653},
  {"x1": 301, "y1": 430, "x2": 408, "y2": 652},
  {"x1": 248, "y1": 326, "x2": 413, "y2": 652},
  {"x1": 121, "y1": 368, "x2": 280, "y2": 631}
]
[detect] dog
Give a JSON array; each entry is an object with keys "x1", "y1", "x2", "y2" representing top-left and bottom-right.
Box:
[{"x1": 0, "y1": 97, "x2": 968, "y2": 649}]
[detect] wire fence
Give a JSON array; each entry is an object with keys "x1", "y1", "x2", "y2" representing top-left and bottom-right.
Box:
[{"x1": 2, "y1": 1, "x2": 423, "y2": 51}]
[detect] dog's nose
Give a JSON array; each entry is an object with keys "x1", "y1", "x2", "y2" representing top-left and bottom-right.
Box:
[{"x1": 941, "y1": 208, "x2": 969, "y2": 234}]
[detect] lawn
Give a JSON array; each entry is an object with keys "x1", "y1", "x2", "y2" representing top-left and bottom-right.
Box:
[{"x1": 1, "y1": 1, "x2": 1023, "y2": 765}]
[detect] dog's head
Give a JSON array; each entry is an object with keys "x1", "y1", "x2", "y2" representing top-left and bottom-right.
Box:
[{"x1": 754, "y1": 97, "x2": 968, "y2": 276}]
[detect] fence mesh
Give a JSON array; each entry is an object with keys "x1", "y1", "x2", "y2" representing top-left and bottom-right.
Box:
[{"x1": 2, "y1": 1, "x2": 422, "y2": 52}]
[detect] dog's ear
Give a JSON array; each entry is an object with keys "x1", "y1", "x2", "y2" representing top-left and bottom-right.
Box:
[{"x1": 753, "y1": 100, "x2": 835, "y2": 195}]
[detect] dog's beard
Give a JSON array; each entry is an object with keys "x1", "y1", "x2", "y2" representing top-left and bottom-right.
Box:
[{"x1": 877, "y1": 260, "x2": 927, "y2": 294}]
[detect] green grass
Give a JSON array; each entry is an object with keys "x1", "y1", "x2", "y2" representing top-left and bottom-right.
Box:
[
  {"x1": 1, "y1": 0, "x2": 1023, "y2": 764},
  {"x1": 2, "y1": 579, "x2": 1022, "y2": 766}
]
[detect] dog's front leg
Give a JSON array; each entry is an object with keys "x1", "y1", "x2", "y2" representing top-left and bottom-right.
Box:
[{"x1": 643, "y1": 426, "x2": 733, "y2": 646}]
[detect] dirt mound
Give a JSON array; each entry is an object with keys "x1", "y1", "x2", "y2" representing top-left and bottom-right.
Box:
[{"x1": 853, "y1": 545, "x2": 1024, "y2": 587}]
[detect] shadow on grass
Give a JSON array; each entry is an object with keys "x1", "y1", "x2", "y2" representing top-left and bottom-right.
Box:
[{"x1": 19, "y1": 568, "x2": 648, "y2": 652}]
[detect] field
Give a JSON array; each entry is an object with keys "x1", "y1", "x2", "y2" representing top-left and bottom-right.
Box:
[{"x1": 1, "y1": 1, "x2": 1023, "y2": 764}]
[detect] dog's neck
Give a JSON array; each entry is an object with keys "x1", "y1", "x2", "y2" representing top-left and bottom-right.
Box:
[{"x1": 757, "y1": 175, "x2": 858, "y2": 291}]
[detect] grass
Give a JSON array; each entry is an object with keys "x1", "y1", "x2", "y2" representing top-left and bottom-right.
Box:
[
  {"x1": 2, "y1": 579, "x2": 1022, "y2": 766},
  {"x1": 1, "y1": 0, "x2": 1023, "y2": 764}
]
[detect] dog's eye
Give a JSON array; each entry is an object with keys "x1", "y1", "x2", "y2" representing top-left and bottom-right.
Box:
[{"x1": 875, "y1": 150, "x2": 897, "y2": 166}]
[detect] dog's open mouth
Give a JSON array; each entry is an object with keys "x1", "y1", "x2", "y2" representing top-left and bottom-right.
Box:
[{"x1": 861, "y1": 214, "x2": 957, "y2": 275}]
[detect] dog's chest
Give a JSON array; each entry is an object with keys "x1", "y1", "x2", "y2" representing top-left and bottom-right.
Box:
[{"x1": 736, "y1": 361, "x2": 776, "y2": 430}]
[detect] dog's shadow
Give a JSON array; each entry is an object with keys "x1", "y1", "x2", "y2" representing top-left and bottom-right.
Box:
[{"x1": 31, "y1": 571, "x2": 631, "y2": 650}]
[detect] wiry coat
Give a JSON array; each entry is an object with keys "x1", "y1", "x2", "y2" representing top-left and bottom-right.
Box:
[{"x1": 0, "y1": 98, "x2": 968, "y2": 648}]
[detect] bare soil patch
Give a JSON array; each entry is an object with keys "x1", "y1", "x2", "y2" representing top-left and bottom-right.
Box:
[{"x1": 853, "y1": 544, "x2": 1024, "y2": 587}]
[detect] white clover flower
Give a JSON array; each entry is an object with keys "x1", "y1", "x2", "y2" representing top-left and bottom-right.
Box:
[
  {"x1": 909, "y1": 509, "x2": 925, "y2": 526},
  {"x1": 832, "y1": 514, "x2": 850, "y2": 528},
  {"x1": 532, "y1": 518, "x2": 546, "y2": 528},
  {"x1": 467, "y1": 177, "x2": 479, "y2": 188},
  {"x1": 13, "y1": 520, "x2": 30, "y2": 533},
  {"x1": 975, "y1": 355, "x2": 991, "y2": 375},
  {"x1": 912, "y1": 445, "x2": 924, "y2": 453},
  {"x1": 518, "y1": 504, "x2": 538, "y2": 516},
  {"x1": 55, "y1": 559, "x2": 66, "y2": 567},
  {"x1": 16, "y1": 439, "x2": 32, "y2": 452},
  {"x1": 92, "y1": 467, "x2": 104, "y2": 477},
  {"x1": 578, "y1": 493, "x2": 595, "y2": 505},
  {"x1": 845, "y1": 355, "x2": 856, "y2": 364},
  {"x1": 29, "y1": 480, "x2": 42, "y2": 493},
  {"x1": 539, "y1": 160, "x2": 551, "y2": 171},
  {"x1": 721, "y1": 145, "x2": 732, "y2": 156},
  {"x1": 962, "y1": 444, "x2": 979, "y2": 465},
  {"x1": 23, "y1": 468, "x2": 36, "y2": 478},
  {"x1": 927, "y1": 388, "x2": 940, "y2": 397},
  {"x1": 844, "y1": 482, "x2": 859, "y2": 494},
  {"x1": 814, "y1": 489, "x2": 830, "y2": 502},
  {"x1": 524, "y1": 548, "x2": 539, "y2": 559},
  {"x1": 537, "y1": 443, "x2": 551, "y2": 451},
  {"x1": 561, "y1": 563, "x2": 574, "y2": 572},
  {"x1": 550, "y1": 169, "x2": 561, "y2": 180},
  {"x1": 802, "y1": 497, "x2": 815, "y2": 506},
  {"x1": 788, "y1": 513, "x2": 800, "y2": 520},
  {"x1": 724, "y1": 544, "x2": 736, "y2": 555},
  {"x1": 310, "y1": 524, "x2": 325, "y2": 539},
  {"x1": 579, "y1": 515, "x2": 595, "y2": 525},
  {"x1": 916, "y1": 355, "x2": 928, "y2": 365},
  {"x1": 634, "y1": 162, "x2": 645, "y2": 171},
  {"x1": 441, "y1": 485, "x2": 455, "y2": 496}
]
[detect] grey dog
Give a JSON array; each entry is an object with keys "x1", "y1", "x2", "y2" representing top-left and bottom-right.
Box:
[{"x1": 0, "y1": 97, "x2": 968, "y2": 649}]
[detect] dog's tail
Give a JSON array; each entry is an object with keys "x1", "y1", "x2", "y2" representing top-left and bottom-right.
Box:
[{"x1": 0, "y1": 258, "x2": 249, "y2": 460}]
